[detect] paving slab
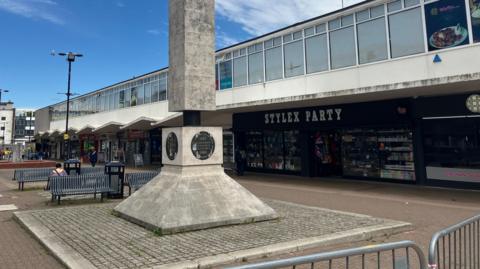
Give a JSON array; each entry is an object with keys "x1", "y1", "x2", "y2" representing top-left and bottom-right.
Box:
[
  {"x1": 14, "y1": 199, "x2": 410, "y2": 269},
  {"x1": 0, "y1": 204, "x2": 17, "y2": 211}
]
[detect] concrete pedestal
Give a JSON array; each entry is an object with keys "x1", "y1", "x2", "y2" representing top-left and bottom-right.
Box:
[{"x1": 114, "y1": 127, "x2": 277, "y2": 234}]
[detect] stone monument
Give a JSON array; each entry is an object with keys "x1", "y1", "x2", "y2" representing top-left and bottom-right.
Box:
[{"x1": 114, "y1": 0, "x2": 277, "y2": 235}]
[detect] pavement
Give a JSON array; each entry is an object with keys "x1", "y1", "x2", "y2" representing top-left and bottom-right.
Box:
[{"x1": 0, "y1": 168, "x2": 479, "y2": 268}]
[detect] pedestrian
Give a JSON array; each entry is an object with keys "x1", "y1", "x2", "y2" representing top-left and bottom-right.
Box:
[
  {"x1": 50, "y1": 163, "x2": 68, "y2": 177},
  {"x1": 235, "y1": 148, "x2": 246, "y2": 176},
  {"x1": 89, "y1": 147, "x2": 98, "y2": 167}
]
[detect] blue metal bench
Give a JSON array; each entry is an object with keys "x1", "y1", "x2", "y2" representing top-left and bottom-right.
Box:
[
  {"x1": 49, "y1": 174, "x2": 113, "y2": 204},
  {"x1": 79, "y1": 167, "x2": 104, "y2": 175},
  {"x1": 15, "y1": 168, "x2": 53, "y2": 191},
  {"x1": 125, "y1": 171, "x2": 159, "y2": 195}
]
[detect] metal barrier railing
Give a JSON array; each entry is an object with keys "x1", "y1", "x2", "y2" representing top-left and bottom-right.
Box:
[
  {"x1": 226, "y1": 240, "x2": 427, "y2": 269},
  {"x1": 428, "y1": 214, "x2": 480, "y2": 269}
]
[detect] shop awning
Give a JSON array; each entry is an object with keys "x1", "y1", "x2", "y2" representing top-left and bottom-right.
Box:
[
  {"x1": 76, "y1": 125, "x2": 96, "y2": 135},
  {"x1": 151, "y1": 113, "x2": 183, "y2": 128},
  {"x1": 92, "y1": 121, "x2": 123, "y2": 134},
  {"x1": 120, "y1": 117, "x2": 158, "y2": 131}
]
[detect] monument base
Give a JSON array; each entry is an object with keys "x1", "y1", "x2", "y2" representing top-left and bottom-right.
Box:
[{"x1": 114, "y1": 165, "x2": 278, "y2": 235}]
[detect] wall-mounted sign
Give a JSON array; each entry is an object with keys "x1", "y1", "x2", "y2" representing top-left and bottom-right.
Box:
[
  {"x1": 165, "y1": 132, "x2": 178, "y2": 161},
  {"x1": 191, "y1": 131, "x2": 215, "y2": 160},
  {"x1": 425, "y1": 0, "x2": 469, "y2": 51},
  {"x1": 264, "y1": 108, "x2": 342, "y2": 125},
  {"x1": 466, "y1": 94, "x2": 480, "y2": 113}
]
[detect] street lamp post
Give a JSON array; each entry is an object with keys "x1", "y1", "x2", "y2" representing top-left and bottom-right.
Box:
[
  {"x1": 0, "y1": 89, "x2": 9, "y2": 103},
  {"x1": 53, "y1": 51, "x2": 83, "y2": 160}
]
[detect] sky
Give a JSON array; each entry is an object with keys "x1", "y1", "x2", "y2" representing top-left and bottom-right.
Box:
[{"x1": 0, "y1": 0, "x2": 363, "y2": 109}]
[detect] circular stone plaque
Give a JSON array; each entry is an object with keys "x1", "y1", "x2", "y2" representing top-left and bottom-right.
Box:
[
  {"x1": 191, "y1": 131, "x2": 215, "y2": 160},
  {"x1": 165, "y1": 132, "x2": 178, "y2": 160},
  {"x1": 466, "y1": 94, "x2": 480, "y2": 113}
]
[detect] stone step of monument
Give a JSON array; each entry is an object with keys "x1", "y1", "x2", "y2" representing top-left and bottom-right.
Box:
[{"x1": 0, "y1": 204, "x2": 18, "y2": 212}]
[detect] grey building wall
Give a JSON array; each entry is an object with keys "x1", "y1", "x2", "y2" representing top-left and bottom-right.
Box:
[{"x1": 34, "y1": 107, "x2": 51, "y2": 134}]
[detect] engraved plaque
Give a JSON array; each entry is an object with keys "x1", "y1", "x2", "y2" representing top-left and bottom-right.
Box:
[
  {"x1": 166, "y1": 132, "x2": 178, "y2": 160},
  {"x1": 191, "y1": 131, "x2": 215, "y2": 160}
]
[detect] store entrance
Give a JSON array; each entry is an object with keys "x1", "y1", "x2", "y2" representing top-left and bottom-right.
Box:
[{"x1": 310, "y1": 131, "x2": 342, "y2": 177}]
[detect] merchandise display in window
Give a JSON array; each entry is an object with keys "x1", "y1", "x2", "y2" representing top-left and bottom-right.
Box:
[
  {"x1": 378, "y1": 129, "x2": 415, "y2": 181},
  {"x1": 223, "y1": 132, "x2": 234, "y2": 165},
  {"x1": 284, "y1": 131, "x2": 301, "y2": 171},
  {"x1": 264, "y1": 131, "x2": 284, "y2": 170},
  {"x1": 342, "y1": 129, "x2": 380, "y2": 178},
  {"x1": 246, "y1": 132, "x2": 263, "y2": 168}
]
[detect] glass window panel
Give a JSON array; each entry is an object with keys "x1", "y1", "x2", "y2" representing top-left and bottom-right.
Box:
[
  {"x1": 151, "y1": 81, "x2": 159, "y2": 102},
  {"x1": 284, "y1": 40, "x2": 304, "y2": 78},
  {"x1": 329, "y1": 18, "x2": 341, "y2": 30},
  {"x1": 125, "y1": 89, "x2": 130, "y2": 107},
  {"x1": 215, "y1": 63, "x2": 219, "y2": 90},
  {"x1": 219, "y1": 60, "x2": 233, "y2": 90},
  {"x1": 388, "y1": 0, "x2": 402, "y2": 12},
  {"x1": 248, "y1": 52, "x2": 264, "y2": 84},
  {"x1": 341, "y1": 14, "x2": 354, "y2": 26},
  {"x1": 329, "y1": 26, "x2": 356, "y2": 69},
  {"x1": 304, "y1": 27, "x2": 315, "y2": 36},
  {"x1": 137, "y1": 85, "x2": 144, "y2": 105},
  {"x1": 248, "y1": 45, "x2": 256, "y2": 54},
  {"x1": 225, "y1": 53, "x2": 231, "y2": 60},
  {"x1": 389, "y1": 7, "x2": 425, "y2": 58},
  {"x1": 255, "y1": 43, "x2": 263, "y2": 51},
  {"x1": 273, "y1": 37, "x2": 282, "y2": 46},
  {"x1": 130, "y1": 88, "x2": 137, "y2": 106},
  {"x1": 316, "y1": 23, "x2": 326, "y2": 33},
  {"x1": 264, "y1": 39, "x2": 274, "y2": 49},
  {"x1": 239, "y1": 48, "x2": 246, "y2": 55},
  {"x1": 144, "y1": 83, "x2": 151, "y2": 104},
  {"x1": 305, "y1": 34, "x2": 329, "y2": 73},
  {"x1": 356, "y1": 9, "x2": 370, "y2": 22},
  {"x1": 404, "y1": 0, "x2": 419, "y2": 7},
  {"x1": 472, "y1": 0, "x2": 480, "y2": 43},
  {"x1": 233, "y1": 50, "x2": 240, "y2": 57},
  {"x1": 233, "y1": 56, "x2": 247, "y2": 87},
  {"x1": 357, "y1": 17, "x2": 388, "y2": 64},
  {"x1": 109, "y1": 93, "x2": 115, "y2": 109},
  {"x1": 371, "y1": 5, "x2": 385, "y2": 17},
  {"x1": 293, "y1": 31, "x2": 303, "y2": 40},
  {"x1": 114, "y1": 92, "x2": 119, "y2": 109},
  {"x1": 159, "y1": 78, "x2": 167, "y2": 101},
  {"x1": 265, "y1": 47, "x2": 283, "y2": 81},
  {"x1": 283, "y1": 34, "x2": 293, "y2": 43}
]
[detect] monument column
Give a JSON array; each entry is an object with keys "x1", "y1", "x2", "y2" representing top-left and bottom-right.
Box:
[{"x1": 114, "y1": 0, "x2": 277, "y2": 235}]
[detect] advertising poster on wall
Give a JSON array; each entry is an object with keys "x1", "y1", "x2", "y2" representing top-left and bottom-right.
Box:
[
  {"x1": 471, "y1": 0, "x2": 480, "y2": 42},
  {"x1": 219, "y1": 61, "x2": 232, "y2": 90},
  {"x1": 425, "y1": 0, "x2": 469, "y2": 51}
]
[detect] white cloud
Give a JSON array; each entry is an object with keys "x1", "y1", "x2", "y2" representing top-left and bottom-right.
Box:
[
  {"x1": 0, "y1": 0, "x2": 64, "y2": 25},
  {"x1": 147, "y1": 29, "x2": 161, "y2": 35},
  {"x1": 217, "y1": 31, "x2": 240, "y2": 48},
  {"x1": 216, "y1": 0, "x2": 363, "y2": 36}
]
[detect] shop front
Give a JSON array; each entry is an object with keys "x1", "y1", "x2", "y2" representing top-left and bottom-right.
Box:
[
  {"x1": 233, "y1": 99, "x2": 416, "y2": 182},
  {"x1": 414, "y1": 92, "x2": 480, "y2": 189}
]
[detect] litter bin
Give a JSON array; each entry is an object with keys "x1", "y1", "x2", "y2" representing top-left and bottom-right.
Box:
[
  {"x1": 64, "y1": 159, "x2": 81, "y2": 175},
  {"x1": 104, "y1": 161, "x2": 125, "y2": 199}
]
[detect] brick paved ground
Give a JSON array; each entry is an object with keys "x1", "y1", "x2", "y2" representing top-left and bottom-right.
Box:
[
  {"x1": 1, "y1": 167, "x2": 480, "y2": 268},
  {"x1": 16, "y1": 199, "x2": 407, "y2": 269}
]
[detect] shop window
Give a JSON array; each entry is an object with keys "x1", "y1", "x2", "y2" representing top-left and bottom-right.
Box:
[
  {"x1": 357, "y1": 17, "x2": 388, "y2": 64},
  {"x1": 246, "y1": 131, "x2": 263, "y2": 168},
  {"x1": 248, "y1": 52, "x2": 264, "y2": 84},
  {"x1": 424, "y1": 0, "x2": 469, "y2": 52},
  {"x1": 284, "y1": 130, "x2": 301, "y2": 171},
  {"x1": 219, "y1": 60, "x2": 232, "y2": 90},
  {"x1": 389, "y1": 7, "x2": 425, "y2": 58},
  {"x1": 233, "y1": 56, "x2": 247, "y2": 87},
  {"x1": 329, "y1": 26, "x2": 356, "y2": 69},
  {"x1": 306, "y1": 34, "x2": 329, "y2": 74},
  {"x1": 284, "y1": 40, "x2": 304, "y2": 78},
  {"x1": 264, "y1": 131, "x2": 284, "y2": 170},
  {"x1": 423, "y1": 118, "x2": 480, "y2": 183},
  {"x1": 265, "y1": 46, "x2": 282, "y2": 81}
]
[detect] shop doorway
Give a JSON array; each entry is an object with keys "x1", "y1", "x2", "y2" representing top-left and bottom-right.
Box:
[{"x1": 310, "y1": 131, "x2": 342, "y2": 177}]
